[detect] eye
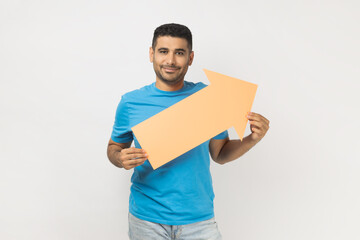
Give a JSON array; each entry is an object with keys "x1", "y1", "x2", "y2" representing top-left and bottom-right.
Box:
[
  {"x1": 176, "y1": 52, "x2": 184, "y2": 55},
  {"x1": 159, "y1": 50, "x2": 167, "y2": 54}
]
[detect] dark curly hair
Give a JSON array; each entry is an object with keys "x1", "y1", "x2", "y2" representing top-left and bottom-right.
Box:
[{"x1": 152, "y1": 23, "x2": 193, "y2": 51}]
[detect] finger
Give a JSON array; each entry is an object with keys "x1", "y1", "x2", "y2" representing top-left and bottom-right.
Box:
[
  {"x1": 126, "y1": 152, "x2": 148, "y2": 160},
  {"x1": 251, "y1": 127, "x2": 262, "y2": 134},
  {"x1": 247, "y1": 112, "x2": 263, "y2": 121},
  {"x1": 123, "y1": 157, "x2": 147, "y2": 166},
  {"x1": 249, "y1": 116, "x2": 269, "y2": 128},
  {"x1": 262, "y1": 116, "x2": 270, "y2": 125},
  {"x1": 122, "y1": 147, "x2": 147, "y2": 154},
  {"x1": 127, "y1": 158, "x2": 147, "y2": 168},
  {"x1": 249, "y1": 120, "x2": 265, "y2": 129},
  {"x1": 248, "y1": 112, "x2": 269, "y2": 125}
]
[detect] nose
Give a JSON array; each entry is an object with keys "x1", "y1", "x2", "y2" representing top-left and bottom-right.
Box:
[{"x1": 166, "y1": 52, "x2": 176, "y2": 66}]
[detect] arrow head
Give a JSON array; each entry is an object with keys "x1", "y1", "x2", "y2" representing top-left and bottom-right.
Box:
[{"x1": 203, "y1": 69, "x2": 258, "y2": 140}]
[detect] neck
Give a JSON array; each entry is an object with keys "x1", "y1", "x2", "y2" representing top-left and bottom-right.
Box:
[{"x1": 155, "y1": 79, "x2": 184, "y2": 91}]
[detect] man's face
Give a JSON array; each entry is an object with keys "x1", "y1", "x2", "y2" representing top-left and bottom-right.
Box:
[{"x1": 150, "y1": 36, "x2": 194, "y2": 86}]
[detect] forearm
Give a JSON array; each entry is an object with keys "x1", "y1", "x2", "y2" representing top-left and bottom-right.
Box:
[{"x1": 215, "y1": 135, "x2": 259, "y2": 165}]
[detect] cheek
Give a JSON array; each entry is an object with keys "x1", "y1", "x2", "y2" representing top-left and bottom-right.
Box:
[
  {"x1": 156, "y1": 57, "x2": 166, "y2": 65},
  {"x1": 179, "y1": 58, "x2": 189, "y2": 67}
]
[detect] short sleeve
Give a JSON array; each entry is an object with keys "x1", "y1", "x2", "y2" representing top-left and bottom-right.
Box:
[
  {"x1": 111, "y1": 96, "x2": 134, "y2": 143},
  {"x1": 212, "y1": 130, "x2": 229, "y2": 140}
]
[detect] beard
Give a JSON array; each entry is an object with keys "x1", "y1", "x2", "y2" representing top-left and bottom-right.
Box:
[{"x1": 154, "y1": 65, "x2": 186, "y2": 85}]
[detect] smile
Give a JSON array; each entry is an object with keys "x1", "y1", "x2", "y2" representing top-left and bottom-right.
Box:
[{"x1": 162, "y1": 66, "x2": 180, "y2": 73}]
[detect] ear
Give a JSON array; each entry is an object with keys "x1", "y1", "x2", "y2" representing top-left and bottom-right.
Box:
[
  {"x1": 188, "y1": 51, "x2": 194, "y2": 66},
  {"x1": 149, "y1": 47, "x2": 154, "y2": 63}
]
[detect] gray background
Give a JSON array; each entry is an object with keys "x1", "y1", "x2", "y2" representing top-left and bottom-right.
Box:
[{"x1": 1, "y1": 0, "x2": 359, "y2": 239}]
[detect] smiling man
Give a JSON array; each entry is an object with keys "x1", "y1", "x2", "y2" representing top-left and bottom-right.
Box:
[
  {"x1": 151, "y1": 35, "x2": 193, "y2": 90},
  {"x1": 107, "y1": 23, "x2": 269, "y2": 240}
]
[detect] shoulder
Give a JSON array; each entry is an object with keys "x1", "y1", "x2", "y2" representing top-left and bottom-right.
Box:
[
  {"x1": 185, "y1": 81, "x2": 207, "y2": 92},
  {"x1": 121, "y1": 83, "x2": 153, "y2": 102}
]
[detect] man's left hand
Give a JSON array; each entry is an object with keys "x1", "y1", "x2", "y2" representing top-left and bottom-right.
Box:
[{"x1": 247, "y1": 112, "x2": 270, "y2": 143}]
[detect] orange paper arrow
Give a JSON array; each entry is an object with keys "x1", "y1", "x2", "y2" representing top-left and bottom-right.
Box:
[{"x1": 132, "y1": 69, "x2": 258, "y2": 170}]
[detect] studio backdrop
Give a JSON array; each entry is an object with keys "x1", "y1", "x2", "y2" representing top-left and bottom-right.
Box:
[{"x1": 1, "y1": 0, "x2": 359, "y2": 239}]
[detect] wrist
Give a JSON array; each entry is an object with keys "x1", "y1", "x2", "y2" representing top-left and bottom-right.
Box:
[
  {"x1": 246, "y1": 134, "x2": 261, "y2": 145},
  {"x1": 114, "y1": 150, "x2": 124, "y2": 168}
]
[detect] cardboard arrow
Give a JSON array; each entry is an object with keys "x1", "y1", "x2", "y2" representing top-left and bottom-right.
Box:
[{"x1": 132, "y1": 69, "x2": 258, "y2": 170}]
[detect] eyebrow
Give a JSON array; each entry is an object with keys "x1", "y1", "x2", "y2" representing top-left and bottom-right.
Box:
[
  {"x1": 157, "y1": 48, "x2": 187, "y2": 52},
  {"x1": 175, "y1": 48, "x2": 186, "y2": 52}
]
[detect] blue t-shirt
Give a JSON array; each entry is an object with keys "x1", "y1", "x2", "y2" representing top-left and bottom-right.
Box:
[{"x1": 111, "y1": 81, "x2": 228, "y2": 225}]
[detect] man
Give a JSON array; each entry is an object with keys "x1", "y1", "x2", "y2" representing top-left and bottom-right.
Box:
[{"x1": 107, "y1": 23, "x2": 269, "y2": 240}]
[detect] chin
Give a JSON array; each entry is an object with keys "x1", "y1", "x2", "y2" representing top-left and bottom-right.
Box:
[
  {"x1": 160, "y1": 77, "x2": 183, "y2": 85},
  {"x1": 162, "y1": 80, "x2": 180, "y2": 85}
]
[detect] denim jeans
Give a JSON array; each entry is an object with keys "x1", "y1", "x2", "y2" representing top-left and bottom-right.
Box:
[{"x1": 128, "y1": 212, "x2": 222, "y2": 240}]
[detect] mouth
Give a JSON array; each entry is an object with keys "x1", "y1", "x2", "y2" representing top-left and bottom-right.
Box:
[{"x1": 162, "y1": 66, "x2": 180, "y2": 73}]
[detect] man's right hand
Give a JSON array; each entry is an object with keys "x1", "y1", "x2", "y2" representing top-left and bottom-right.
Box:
[
  {"x1": 107, "y1": 139, "x2": 148, "y2": 169},
  {"x1": 117, "y1": 147, "x2": 148, "y2": 170}
]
